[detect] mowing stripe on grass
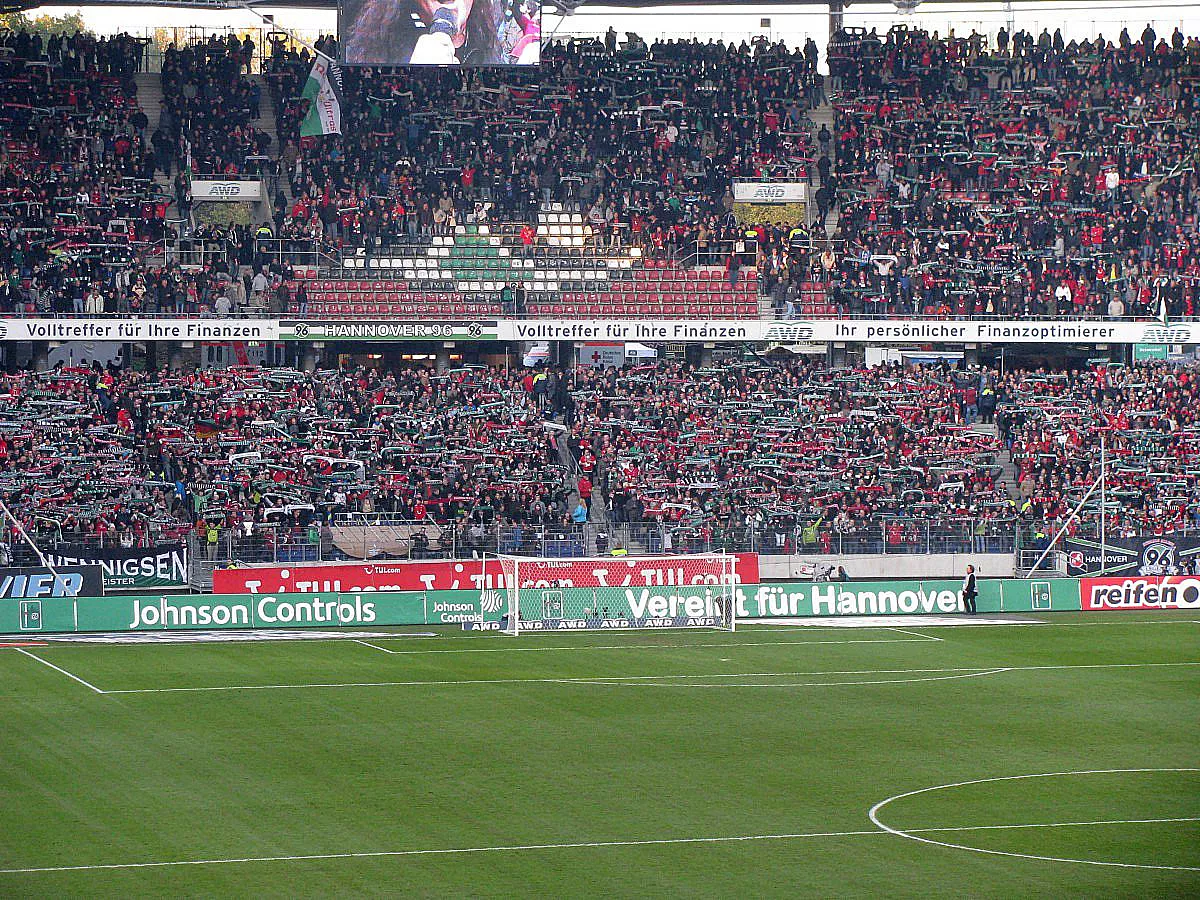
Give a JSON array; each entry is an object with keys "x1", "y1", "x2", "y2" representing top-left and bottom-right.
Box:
[
  {"x1": 1, "y1": 817, "x2": 1196, "y2": 875},
  {"x1": 12, "y1": 648, "x2": 105, "y2": 694},
  {"x1": 98, "y1": 661, "x2": 1200, "y2": 695}
]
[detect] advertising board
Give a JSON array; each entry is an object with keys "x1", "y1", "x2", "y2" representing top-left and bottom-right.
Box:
[
  {"x1": 1, "y1": 589, "x2": 496, "y2": 633},
  {"x1": 1080, "y1": 576, "x2": 1200, "y2": 611},
  {"x1": 737, "y1": 578, "x2": 1079, "y2": 618},
  {"x1": 190, "y1": 179, "x2": 263, "y2": 201},
  {"x1": 1, "y1": 577, "x2": 1080, "y2": 636},
  {"x1": 1065, "y1": 535, "x2": 1200, "y2": 576},
  {"x1": 212, "y1": 555, "x2": 760, "y2": 595},
  {"x1": 732, "y1": 182, "x2": 808, "y2": 203},
  {"x1": 46, "y1": 543, "x2": 189, "y2": 591},
  {"x1": 0, "y1": 318, "x2": 1193, "y2": 346},
  {"x1": 0, "y1": 566, "x2": 103, "y2": 599}
]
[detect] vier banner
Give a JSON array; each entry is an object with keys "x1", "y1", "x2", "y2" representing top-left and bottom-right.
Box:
[
  {"x1": 0, "y1": 566, "x2": 103, "y2": 599},
  {"x1": 45, "y1": 543, "x2": 189, "y2": 591}
]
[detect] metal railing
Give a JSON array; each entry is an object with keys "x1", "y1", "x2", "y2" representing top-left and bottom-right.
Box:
[
  {"x1": 4, "y1": 526, "x2": 190, "y2": 567},
  {"x1": 613, "y1": 520, "x2": 1020, "y2": 556},
  {"x1": 187, "y1": 517, "x2": 1021, "y2": 569},
  {"x1": 255, "y1": 237, "x2": 332, "y2": 270},
  {"x1": 193, "y1": 521, "x2": 598, "y2": 569}
]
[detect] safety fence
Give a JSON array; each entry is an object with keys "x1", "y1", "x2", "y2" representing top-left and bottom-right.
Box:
[{"x1": 187, "y1": 517, "x2": 1020, "y2": 564}]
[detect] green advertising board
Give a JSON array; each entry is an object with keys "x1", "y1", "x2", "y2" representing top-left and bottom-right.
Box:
[
  {"x1": 1133, "y1": 343, "x2": 1169, "y2": 361},
  {"x1": 733, "y1": 578, "x2": 1081, "y2": 618},
  {"x1": 0, "y1": 579, "x2": 1082, "y2": 635},
  {"x1": 44, "y1": 543, "x2": 189, "y2": 592},
  {"x1": 0, "y1": 589, "x2": 495, "y2": 634},
  {"x1": 506, "y1": 578, "x2": 1080, "y2": 626},
  {"x1": 279, "y1": 320, "x2": 498, "y2": 342}
]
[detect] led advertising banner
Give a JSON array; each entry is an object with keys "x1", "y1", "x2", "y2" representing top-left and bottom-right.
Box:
[{"x1": 340, "y1": 0, "x2": 541, "y2": 67}]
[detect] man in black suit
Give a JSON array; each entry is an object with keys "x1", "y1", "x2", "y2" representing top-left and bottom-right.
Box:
[{"x1": 962, "y1": 565, "x2": 978, "y2": 615}]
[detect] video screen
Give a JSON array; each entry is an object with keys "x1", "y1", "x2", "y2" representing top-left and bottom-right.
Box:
[{"x1": 340, "y1": 0, "x2": 541, "y2": 67}]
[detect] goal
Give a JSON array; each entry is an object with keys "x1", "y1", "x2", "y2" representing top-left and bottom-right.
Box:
[{"x1": 481, "y1": 554, "x2": 738, "y2": 635}]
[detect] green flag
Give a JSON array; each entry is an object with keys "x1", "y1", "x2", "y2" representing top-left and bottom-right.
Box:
[{"x1": 299, "y1": 53, "x2": 342, "y2": 137}]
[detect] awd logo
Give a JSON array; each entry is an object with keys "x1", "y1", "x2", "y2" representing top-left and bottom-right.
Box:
[
  {"x1": 762, "y1": 322, "x2": 816, "y2": 341},
  {"x1": 1140, "y1": 326, "x2": 1192, "y2": 343}
]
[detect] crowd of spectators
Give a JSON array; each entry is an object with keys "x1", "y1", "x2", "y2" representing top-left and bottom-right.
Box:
[
  {"x1": 264, "y1": 33, "x2": 822, "y2": 259},
  {"x1": 0, "y1": 363, "x2": 577, "y2": 554},
  {"x1": 6, "y1": 354, "x2": 1198, "y2": 557},
  {"x1": 999, "y1": 362, "x2": 1200, "y2": 538},
  {"x1": 573, "y1": 360, "x2": 1015, "y2": 553},
  {"x1": 820, "y1": 25, "x2": 1200, "y2": 319},
  {"x1": 6, "y1": 25, "x2": 1200, "y2": 322},
  {"x1": 158, "y1": 34, "x2": 268, "y2": 178},
  {"x1": 0, "y1": 30, "x2": 176, "y2": 315}
]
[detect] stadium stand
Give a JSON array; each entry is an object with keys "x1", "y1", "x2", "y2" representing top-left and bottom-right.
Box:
[
  {"x1": 4, "y1": 26, "x2": 1199, "y2": 322},
  {"x1": 2, "y1": 356, "x2": 1196, "y2": 562},
  {"x1": 262, "y1": 35, "x2": 822, "y2": 318},
  {"x1": 819, "y1": 25, "x2": 1200, "y2": 320},
  {"x1": 0, "y1": 30, "x2": 172, "y2": 315},
  {"x1": 0, "y1": 23, "x2": 1199, "y2": 563}
]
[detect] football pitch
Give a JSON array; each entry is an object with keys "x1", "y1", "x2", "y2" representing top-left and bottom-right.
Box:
[{"x1": 1, "y1": 613, "x2": 1197, "y2": 897}]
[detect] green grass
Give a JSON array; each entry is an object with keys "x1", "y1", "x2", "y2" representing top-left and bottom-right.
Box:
[{"x1": 0, "y1": 613, "x2": 1197, "y2": 897}]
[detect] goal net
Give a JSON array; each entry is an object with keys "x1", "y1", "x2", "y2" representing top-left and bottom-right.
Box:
[{"x1": 481, "y1": 554, "x2": 738, "y2": 635}]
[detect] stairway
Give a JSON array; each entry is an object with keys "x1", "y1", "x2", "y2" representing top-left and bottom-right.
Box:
[
  {"x1": 135, "y1": 72, "x2": 177, "y2": 264},
  {"x1": 136, "y1": 72, "x2": 165, "y2": 139},
  {"x1": 254, "y1": 73, "x2": 292, "y2": 208},
  {"x1": 136, "y1": 72, "x2": 172, "y2": 192},
  {"x1": 970, "y1": 422, "x2": 1020, "y2": 499},
  {"x1": 806, "y1": 98, "x2": 838, "y2": 238}
]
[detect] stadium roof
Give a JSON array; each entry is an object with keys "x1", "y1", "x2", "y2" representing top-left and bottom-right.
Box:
[{"x1": 1, "y1": 0, "x2": 998, "y2": 13}]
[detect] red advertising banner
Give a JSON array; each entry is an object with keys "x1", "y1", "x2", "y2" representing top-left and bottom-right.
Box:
[
  {"x1": 213, "y1": 554, "x2": 760, "y2": 595},
  {"x1": 1080, "y1": 576, "x2": 1200, "y2": 611}
]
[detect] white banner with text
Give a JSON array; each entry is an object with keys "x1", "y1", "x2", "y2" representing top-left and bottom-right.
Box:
[{"x1": 0, "y1": 318, "x2": 1191, "y2": 346}]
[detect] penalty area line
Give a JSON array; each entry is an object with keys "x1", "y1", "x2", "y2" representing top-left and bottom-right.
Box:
[
  {"x1": 362, "y1": 636, "x2": 930, "y2": 656},
  {"x1": 887, "y1": 628, "x2": 943, "y2": 642},
  {"x1": 98, "y1": 660, "x2": 1200, "y2": 695},
  {"x1": 11, "y1": 648, "x2": 105, "y2": 694},
  {"x1": 353, "y1": 640, "x2": 397, "y2": 654},
  {"x1": 2, "y1": 817, "x2": 1197, "y2": 875}
]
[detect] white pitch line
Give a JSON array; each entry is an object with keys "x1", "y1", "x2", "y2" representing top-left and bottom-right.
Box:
[
  {"x1": 916, "y1": 816, "x2": 1200, "y2": 834},
  {"x1": 559, "y1": 669, "x2": 1012, "y2": 688},
  {"x1": 99, "y1": 661, "x2": 1200, "y2": 695},
  {"x1": 2, "y1": 817, "x2": 1197, "y2": 876},
  {"x1": 353, "y1": 640, "x2": 396, "y2": 655},
  {"x1": 887, "y1": 628, "x2": 943, "y2": 642},
  {"x1": 361, "y1": 637, "x2": 929, "y2": 655},
  {"x1": 870, "y1": 768, "x2": 1200, "y2": 872},
  {"x1": 738, "y1": 620, "x2": 1200, "y2": 630},
  {"x1": 12, "y1": 648, "x2": 105, "y2": 695}
]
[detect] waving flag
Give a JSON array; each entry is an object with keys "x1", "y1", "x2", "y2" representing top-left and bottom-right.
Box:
[{"x1": 299, "y1": 53, "x2": 343, "y2": 137}]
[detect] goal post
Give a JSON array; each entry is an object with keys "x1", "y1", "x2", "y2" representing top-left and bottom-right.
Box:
[{"x1": 483, "y1": 553, "x2": 739, "y2": 635}]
